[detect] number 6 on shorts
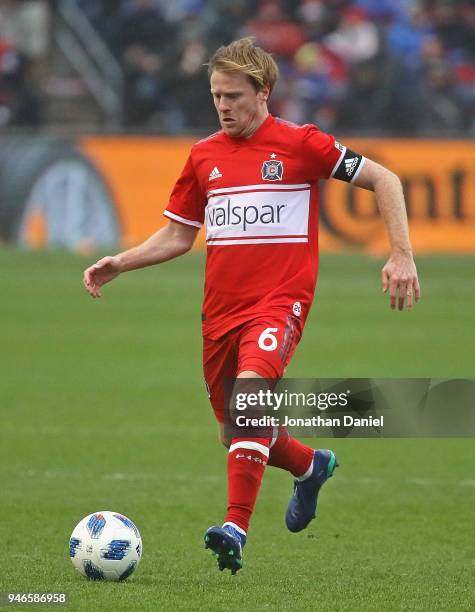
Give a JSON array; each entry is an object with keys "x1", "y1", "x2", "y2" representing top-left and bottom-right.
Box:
[{"x1": 258, "y1": 327, "x2": 278, "y2": 352}]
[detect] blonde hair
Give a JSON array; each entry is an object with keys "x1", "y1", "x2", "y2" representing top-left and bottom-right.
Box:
[{"x1": 207, "y1": 38, "x2": 279, "y2": 94}]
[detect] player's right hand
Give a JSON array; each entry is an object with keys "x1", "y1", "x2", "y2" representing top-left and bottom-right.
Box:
[{"x1": 83, "y1": 256, "x2": 122, "y2": 298}]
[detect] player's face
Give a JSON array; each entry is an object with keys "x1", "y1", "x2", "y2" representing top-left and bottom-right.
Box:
[{"x1": 210, "y1": 70, "x2": 269, "y2": 138}]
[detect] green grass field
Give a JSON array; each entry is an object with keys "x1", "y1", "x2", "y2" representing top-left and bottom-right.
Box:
[{"x1": 0, "y1": 249, "x2": 473, "y2": 611}]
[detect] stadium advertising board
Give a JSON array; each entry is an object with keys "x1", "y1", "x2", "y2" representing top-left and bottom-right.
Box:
[{"x1": 1, "y1": 136, "x2": 473, "y2": 254}]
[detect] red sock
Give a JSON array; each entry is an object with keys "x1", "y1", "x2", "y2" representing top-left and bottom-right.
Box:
[
  {"x1": 267, "y1": 427, "x2": 314, "y2": 477},
  {"x1": 224, "y1": 437, "x2": 270, "y2": 533}
]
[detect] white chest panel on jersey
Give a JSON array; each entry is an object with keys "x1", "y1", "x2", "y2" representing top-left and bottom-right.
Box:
[{"x1": 205, "y1": 184, "x2": 311, "y2": 246}]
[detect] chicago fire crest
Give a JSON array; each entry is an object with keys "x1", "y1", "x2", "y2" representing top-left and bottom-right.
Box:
[{"x1": 262, "y1": 159, "x2": 283, "y2": 181}]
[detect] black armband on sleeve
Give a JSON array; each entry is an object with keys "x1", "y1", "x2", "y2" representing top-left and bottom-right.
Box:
[{"x1": 332, "y1": 146, "x2": 365, "y2": 183}]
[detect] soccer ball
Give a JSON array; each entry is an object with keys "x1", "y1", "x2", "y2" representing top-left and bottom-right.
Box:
[{"x1": 69, "y1": 511, "x2": 142, "y2": 581}]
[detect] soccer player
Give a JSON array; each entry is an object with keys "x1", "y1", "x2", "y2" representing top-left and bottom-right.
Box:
[{"x1": 83, "y1": 38, "x2": 420, "y2": 575}]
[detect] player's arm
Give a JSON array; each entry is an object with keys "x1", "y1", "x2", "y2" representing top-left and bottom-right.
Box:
[
  {"x1": 83, "y1": 220, "x2": 198, "y2": 298},
  {"x1": 352, "y1": 158, "x2": 421, "y2": 310}
]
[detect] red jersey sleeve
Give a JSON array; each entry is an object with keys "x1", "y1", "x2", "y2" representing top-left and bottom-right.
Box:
[
  {"x1": 301, "y1": 124, "x2": 345, "y2": 182},
  {"x1": 164, "y1": 154, "x2": 205, "y2": 228}
]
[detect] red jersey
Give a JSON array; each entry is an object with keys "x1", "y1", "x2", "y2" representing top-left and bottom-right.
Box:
[{"x1": 164, "y1": 115, "x2": 362, "y2": 340}]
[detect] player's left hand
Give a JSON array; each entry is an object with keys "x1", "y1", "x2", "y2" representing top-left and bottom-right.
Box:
[{"x1": 382, "y1": 252, "x2": 421, "y2": 311}]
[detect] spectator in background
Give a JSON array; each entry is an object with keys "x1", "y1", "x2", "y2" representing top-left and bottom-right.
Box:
[
  {"x1": 297, "y1": 1, "x2": 341, "y2": 41},
  {"x1": 335, "y1": 58, "x2": 388, "y2": 132},
  {"x1": 419, "y1": 59, "x2": 465, "y2": 133},
  {"x1": 205, "y1": 0, "x2": 252, "y2": 48},
  {"x1": 381, "y1": 4, "x2": 436, "y2": 134},
  {"x1": 386, "y1": 3, "x2": 435, "y2": 69},
  {"x1": 274, "y1": 41, "x2": 347, "y2": 129},
  {"x1": 0, "y1": 0, "x2": 49, "y2": 126},
  {"x1": 107, "y1": 0, "x2": 179, "y2": 127},
  {"x1": 77, "y1": 0, "x2": 123, "y2": 42},
  {"x1": 164, "y1": 1, "x2": 208, "y2": 48},
  {"x1": 121, "y1": 43, "x2": 164, "y2": 126},
  {"x1": 168, "y1": 39, "x2": 217, "y2": 130},
  {"x1": 0, "y1": 37, "x2": 24, "y2": 126},
  {"x1": 160, "y1": 0, "x2": 205, "y2": 23},
  {"x1": 354, "y1": 0, "x2": 409, "y2": 23},
  {"x1": 108, "y1": 0, "x2": 172, "y2": 58},
  {"x1": 244, "y1": 0, "x2": 305, "y2": 59},
  {"x1": 0, "y1": 0, "x2": 49, "y2": 61},
  {"x1": 434, "y1": 1, "x2": 474, "y2": 134},
  {"x1": 324, "y1": 7, "x2": 380, "y2": 65},
  {"x1": 431, "y1": 0, "x2": 475, "y2": 59}
]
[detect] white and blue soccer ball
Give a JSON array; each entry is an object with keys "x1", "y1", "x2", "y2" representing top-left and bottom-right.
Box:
[{"x1": 69, "y1": 511, "x2": 142, "y2": 581}]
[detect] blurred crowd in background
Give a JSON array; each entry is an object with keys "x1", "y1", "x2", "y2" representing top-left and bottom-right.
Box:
[{"x1": 0, "y1": 0, "x2": 474, "y2": 135}]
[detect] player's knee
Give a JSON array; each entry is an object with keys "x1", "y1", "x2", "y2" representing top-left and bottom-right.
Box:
[
  {"x1": 219, "y1": 431, "x2": 231, "y2": 449},
  {"x1": 237, "y1": 370, "x2": 264, "y2": 379},
  {"x1": 218, "y1": 423, "x2": 231, "y2": 448}
]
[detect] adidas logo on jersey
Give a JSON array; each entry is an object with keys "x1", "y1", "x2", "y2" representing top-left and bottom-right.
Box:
[
  {"x1": 209, "y1": 166, "x2": 222, "y2": 181},
  {"x1": 345, "y1": 157, "x2": 359, "y2": 177}
]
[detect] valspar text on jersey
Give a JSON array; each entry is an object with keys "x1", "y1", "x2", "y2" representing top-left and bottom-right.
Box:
[
  {"x1": 206, "y1": 198, "x2": 287, "y2": 231},
  {"x1": 205, "y1": 186, "x2": 311, "y2": 245}
]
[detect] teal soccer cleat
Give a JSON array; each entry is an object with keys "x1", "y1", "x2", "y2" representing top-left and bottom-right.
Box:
[
  {"x1": 204, "y1": 524, "x2": 246, "y2": 575},
  {"x1": 285, "y1": 449, "x2": 338, "y2": 533}
]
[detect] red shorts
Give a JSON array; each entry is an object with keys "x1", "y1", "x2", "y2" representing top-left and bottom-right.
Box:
[{"x1": 203, "y1": 313, "x2": 302, "y2": 423}]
